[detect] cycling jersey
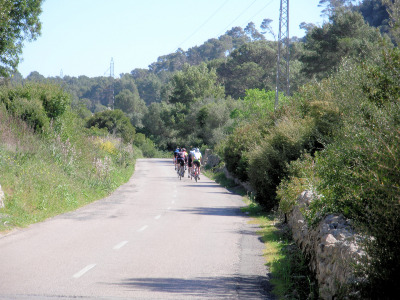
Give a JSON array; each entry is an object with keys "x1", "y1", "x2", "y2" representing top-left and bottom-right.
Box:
[
  {"x1": 193, "y1": 152, "x2": 202, "y2": 162},
  {"x1": 187, "y1": 152, "x2": 194, "y2": 167}
]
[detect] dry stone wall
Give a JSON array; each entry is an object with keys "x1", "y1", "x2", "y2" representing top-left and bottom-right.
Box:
[{"x1": 287, "y1": 191, "x2": 365, "y2": 299}]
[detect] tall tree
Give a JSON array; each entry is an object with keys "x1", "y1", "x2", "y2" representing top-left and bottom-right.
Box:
[
  {"x1": 318, "y1": 0, "x2": 356, "y2": 17},
  {"x1": 244, "y1": 22, "x2": 265, "y2": 41},
  {"x1": 217, "y1": 41, "x2": 277, "y2": 98},
  {"x1": 0, "y1": 0, "x2": 43, "y2": 77},
  {"x1": 300, "y1": 10, "x2": 384, "y2": 80},
  {"x1": 382, "y1": 0, "x2": 400, "y2": 45},
  {"x1": 168, "y1": 63, "x2": 225, "y2": 106}
]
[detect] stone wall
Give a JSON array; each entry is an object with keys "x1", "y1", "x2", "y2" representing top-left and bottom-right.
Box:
[
  {"x1": 287, "y1": 191, "x2": 365, "y2": 299},
  {"x1": 201, "y1": 149, "x2": 366, "y2": 298}
]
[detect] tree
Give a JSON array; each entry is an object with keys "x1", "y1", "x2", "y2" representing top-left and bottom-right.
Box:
[
  {"x1": 26, "y1": 71, "x2": 45, "y2": 82},
  {"x1": 300, "y1": 10, "x2": 384, "y2": 80},
  {"x1": 260, "y1": 19, "x2": 276, "y2": 40},
  {"x1": 134, "y1": 73, "x2": 163, "y2": 105},
  {"x1": 382, "y1": 0, "x2": 400, "y2": 45},
  {"x1": 244, "y1": 22, "x2": 265, "y2": 41},
  {"x1": 168, "y1": 63, "x2": 225, "y2": 106},
  {"x1": 0, "y1": 0, "x2": 43, "y2": 77},
  {"x1": 86, "y1": 109, "x2": 135, "y2": 143},
  {"x1": 357, "y1": 0, "x2": 389, "y2": 35},
  {"x1": 217, "y1": 41, "x2": 277, "y2": 98},
  {"x1": 148, "y1": 48, "x2": 187, "y2": 74},
  {"x1": 114, "y1": 89, "x2": 147, "y2": 128},
  {"x1": 318, "y1": 0, "x2": 355, "y2": 17}
]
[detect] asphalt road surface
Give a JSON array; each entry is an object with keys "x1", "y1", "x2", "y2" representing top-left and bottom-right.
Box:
[{"x1": 0, "y1": 158, "x2": 271, "y2": 299}]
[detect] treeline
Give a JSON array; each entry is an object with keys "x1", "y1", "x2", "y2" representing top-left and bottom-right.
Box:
[{"x1": 14, "y1": 1, "x2": 392, "y2": 150}]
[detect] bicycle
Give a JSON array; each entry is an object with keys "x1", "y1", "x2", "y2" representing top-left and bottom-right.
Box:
[
  {"x1": 177, "y1": 164, "x2": 185, "y2": 180},
  {"x1": 192, "y1": 164, "x2": 199, "y2": 182}
]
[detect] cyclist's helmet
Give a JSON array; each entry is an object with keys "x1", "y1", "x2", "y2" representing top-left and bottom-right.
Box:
[{"x1": 195, "y1": 148, "x2": 200, "y2": 152}]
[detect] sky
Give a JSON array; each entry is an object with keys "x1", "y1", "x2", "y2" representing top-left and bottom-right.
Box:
[{"x1": 17, "y1": 0, "x2": 326, "y2": 79}]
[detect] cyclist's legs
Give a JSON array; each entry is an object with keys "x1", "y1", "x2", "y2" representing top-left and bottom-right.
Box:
[
  {"x1": 179, "y1": 159, "x2": 185, "y2": 173},
  {"x1": 194, "y1": 161, "x2": 201, "y2": 178},
  {"x1": 188, "y1": 160, "x2": 192, "y2": 177}
]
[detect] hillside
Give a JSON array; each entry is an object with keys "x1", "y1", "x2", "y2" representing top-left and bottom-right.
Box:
[{"x1": 0, "y1": 83, "x2": 139, "y2": 230}]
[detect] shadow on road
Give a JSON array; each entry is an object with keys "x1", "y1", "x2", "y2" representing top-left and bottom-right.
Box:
[
  {"x1": 175, "y1": 206, "x2": 245, "y2": 217},
  {"x1": 113, "y1": 275, "x2": 272, "y2": 299}
]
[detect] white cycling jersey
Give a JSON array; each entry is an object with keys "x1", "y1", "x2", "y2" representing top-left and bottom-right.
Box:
[{"x1": 194, "y1": 152, "x2": 202, "y2": 161}]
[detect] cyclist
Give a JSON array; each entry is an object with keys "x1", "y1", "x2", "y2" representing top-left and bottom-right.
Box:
[
  {"x1": 173, "y1": 147, "x2": 180, "y2": 170},
  {"x1": 176, "y1": 148, "x2": 186, "y2": 176},
  {"x1": 187, "y1": 149, "x2": 194, "y2": 178},
  {"x1": 182, "y1": 148, "x2": 188, "y2": 170},
  {"x1": 193, "y1": 148, "x2": 202, "y2": 180}
]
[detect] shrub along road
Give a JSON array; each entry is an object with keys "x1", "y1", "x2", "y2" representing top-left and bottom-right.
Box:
[{"x1": 0, "y1": 158, "x2": 270, "y2": 299}]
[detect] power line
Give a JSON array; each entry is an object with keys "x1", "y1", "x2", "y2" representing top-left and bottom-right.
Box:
[
  {"x1": 219, "y1": 0, "x2": 258, "y2": 35},
  {"x1": 243, "y1": 0, "x2": 275, "y2": 28},
  {"x1": 177, "y1": 0, "x2": 230, "y2": 49}
]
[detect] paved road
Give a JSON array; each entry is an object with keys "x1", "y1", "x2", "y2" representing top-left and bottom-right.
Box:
[{"x1": 0, "y1": 158, "x2": 271, "y2": 299}]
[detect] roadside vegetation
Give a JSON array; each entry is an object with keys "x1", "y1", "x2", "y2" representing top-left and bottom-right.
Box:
[
  {"x1": 0, "y1": 83, "x2": 142, "y2": 230},
  {"x1": 205, "y1": 169, "x2": 318, "y2": 299}
]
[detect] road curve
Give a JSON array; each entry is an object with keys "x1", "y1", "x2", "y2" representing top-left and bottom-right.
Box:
[{"x1": 0, "y1": 158, "x2": 271, "y2": 299}]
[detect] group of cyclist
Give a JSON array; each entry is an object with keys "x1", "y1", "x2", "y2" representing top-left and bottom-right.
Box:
[{"x1": 174, "y1": 147, "x2": 202, "y2": 179}]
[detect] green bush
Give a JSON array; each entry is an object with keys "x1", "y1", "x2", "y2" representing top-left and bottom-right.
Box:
[
  {"x1": 277, "y1": 154, "x2": 318, "y2": 218},
  {"x1": 0, "y1": 85, "x2": 49, "y2": 131},
  {"x1": 133, "y1": 133, "x2": 160, "y2": 158},
  {"x1": 247, "y1": 116, "x2": 315, "y2": 210},
  {"x1": 0, "y1": 83, "x2": 70, "y2": 132},
  {"x1": 86, "y1": 109, "x2": 136, "y2": 144},
  {"x1": 312, "y1": 103, "x2": 400, "y2": 298},
  {"x1": 292, "y1": 47, "x2": 400, "y2": 298},
  {"x1": 222, "y1": 118, "x2": 272, "y2": 181},
  {"x1": 40, "y1": 84, "x2": 71, "y2": 119}
]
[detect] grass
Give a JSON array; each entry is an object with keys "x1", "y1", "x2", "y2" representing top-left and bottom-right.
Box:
[
  {"x1": 205, "y1": 169, "x2": 319, "y2": 299},
  {"x1": 0, "y1": 105, "x2": 138, "y2": 232}
]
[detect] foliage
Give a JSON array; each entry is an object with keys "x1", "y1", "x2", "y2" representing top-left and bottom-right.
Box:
[
  {"x1": 277, "y1": 154, "x2": 319, "y2": 217},
  {"x1": 222, "y1": 118, "x2": 273, "y2": 182},
  {"x1": 0, "y1": 0, "x2": 43, "y2": 77},
  {"x1": 357, "y1": 0, "x2": 390, "y2": 37},
  {"x1": 382, "y1": 0, "x2": 400, "y2": 45},
  {"x1": 247, "y1": 115, "x2": 316, "y2": 210},
  {"x1": 273, "y1": 46, "x2": 400, "y2": 298},
  {"x1": 114, "y1": 88, "x2": 147, "y2": 128},
  {"x1": 167, "y1": 63, "x2": 225, "y2": 106},
  {"x1": 216, "y1": 41, "x2": 278, "y2": 99},
  {"x1": 133, "y1": 133, "x2": 168, "y2": 158},
  {"x1": 0, "y1": 84, "x2": 138, "y2": 230},
  {"x1": 0, "y1": 83, "x2": 70, "y2": 131},
  {"x1": 230, "y1": 89, "x2": 287, "y2": 125},
  {"x1": 300, "y1": 9, "x2": 385, "y2": 80},
  {"x1": 310, "y1": 48, "x2": 400, "y2": 298},
  {"x1": 85, "y1": 109, "x2": 135, "y2": 144}
]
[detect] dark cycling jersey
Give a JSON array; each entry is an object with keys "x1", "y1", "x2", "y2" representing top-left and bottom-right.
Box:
[
  {"x1": 177, "y1": 151, "x2": 186, "y2": 166},
  {"x1": 187, "y1": 152, "x2": 194, "y2": 167}
]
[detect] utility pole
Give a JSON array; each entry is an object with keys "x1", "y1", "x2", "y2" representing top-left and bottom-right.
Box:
[
  {"x1": 110, "y1": 57, "x2": 114, "y2": 78},
  {"x1": 275, "y1": 0, "x2": 290, "y2": 111}
]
